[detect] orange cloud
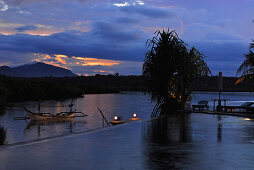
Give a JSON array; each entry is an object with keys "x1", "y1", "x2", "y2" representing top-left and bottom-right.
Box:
[
  {"x1": 54, "y1": 54, "x2": 68, "y2": 65},
  {"x1": 0, "y1": 21, "x2": 64, "y2": 36},
  {"x1": 44, "y1": 61, "x2": 68, "y2": 69},
  {"x1": 32, "y1": 53, "x2": 121, "y2": 75},
  {"x1": 72, "y1": 57, "x2": 120, "y2": 66},
  {"x1": 94, "y1": 70, "x2": 114, "y2": 74},
  {"x1": 43, "y1": 54, "x2": 52, "y2": 60}
]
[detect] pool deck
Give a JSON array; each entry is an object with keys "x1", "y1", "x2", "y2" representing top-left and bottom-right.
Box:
[{"x1": 193, "y1": 110, "x2": 254, "y2": 118}]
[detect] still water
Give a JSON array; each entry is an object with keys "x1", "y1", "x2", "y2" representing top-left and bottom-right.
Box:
[
  {"x1": 1, "y1": 91, "x2": 254, "y2": 169},
  {"x1": 0, "y1": 91, "x2": 155, "y2": 145},
  {"x1": 1, "y1": 91, "x2": 254, "y2": 145}
]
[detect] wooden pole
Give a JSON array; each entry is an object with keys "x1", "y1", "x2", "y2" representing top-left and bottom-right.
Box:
[
  {"x1": 97, "y1": 108, "x2": 110, "y2": 126},
  {"x1": 217, "y1": 72, "x2": 223, "y2": 111}
]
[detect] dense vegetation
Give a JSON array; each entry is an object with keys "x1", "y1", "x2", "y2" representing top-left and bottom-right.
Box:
[
  {"x1": 237, "y1": 40, "x2": 254, "y2": 81},
  {"x1": 0, "y1": 74, "x2": 144, "y2": 112},
  {"x1": 143, "y1": 30, "x2": 210, "y2": 117},
  {"x1": 0, "y1": 74, "x2": 254, "y2": 113}
]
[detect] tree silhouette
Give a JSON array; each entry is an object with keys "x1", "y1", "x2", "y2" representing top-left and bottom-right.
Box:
[
  {"x1": 237, "y1": 40, "x2": 254, "y2": 81},
  {"x1": 143, "y1": 30, "x2": 210, "y2": 117}
]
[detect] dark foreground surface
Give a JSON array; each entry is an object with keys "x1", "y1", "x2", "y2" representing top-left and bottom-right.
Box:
[{"x1": 1, "y1": 113, "x2": 254, "y2": 170}]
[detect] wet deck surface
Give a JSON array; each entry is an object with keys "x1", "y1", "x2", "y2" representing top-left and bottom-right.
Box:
[
  {"x1": 1, "y1": 113, "x2": 254, "y2": 170},
  {"x1": 194, "y1": 110, "x2": 254, "y2": 118}
]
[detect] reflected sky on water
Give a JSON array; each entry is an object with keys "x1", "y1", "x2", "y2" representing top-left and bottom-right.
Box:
[
  {"x1": 1, "y1": 91, "x2": 254, "y2": 145},
  {"x1": 0, "y1": 91, "x2": 155, "y2": 145},
  {"x1": 142, "y1": 114, "x2": 254, "y2": 169},
  {"x1": 1, "y1": 92, "x2": 254, "y2": 169},
  {"x1": 1, "y1": 113, "x2": 254, "y2": 169}
]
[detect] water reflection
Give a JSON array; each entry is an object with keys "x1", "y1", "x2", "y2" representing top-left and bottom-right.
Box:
[
  {"x1": 240, "y1": 118, "x2": 254, "y2": 143},
  {"x1": 217, "y1": 115, "x2": 222, "y2": 143},
  {"x1": 25, "y1": 120, "x2": 75, "y2": 137},
  {"x1": 0, "y1": 126, "x2": 6, "y2": 145},
  {"x1": 0, "y1": 92, "x2": 154, "y2": 145},
  {"x1": 142, "y1": 114, "x2": 192, "y2": 169},
  {"x1": 142, "y1": 113, "x2": 254, "y2": 169},
  {"x1": 143, "y1": 114, "x2": 192, "y2": 144}
]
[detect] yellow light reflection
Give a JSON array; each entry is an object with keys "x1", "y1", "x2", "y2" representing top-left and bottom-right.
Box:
[
  {"x1": 242, "y1": 118, "x2": 252, "y2": 121},
  {"x1": 235, "y1": 77, "x2": 244, "y2": 85}
]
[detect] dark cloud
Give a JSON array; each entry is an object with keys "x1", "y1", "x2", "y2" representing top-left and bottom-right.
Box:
[
  {"x1": 4, "y1": 0, "x2": 108, "y2": 6},
  {"x1": 93, "y1": 22, "x2": 144, "y2": 42},
  {"x1": 1, "y1": 0, "x2": 253, "y2": 76},
  {"x1": 119, "y1": 5, "x2": 175, "y2": 18},
  {"x1": 116, "y1": 17, "x2": 138, "y2": 24},
  {"x1": 191, "y1": 41, "x2": 248, "y2": 61},
  {"x1": 0, "y1": 50, "x2": 34, "y2": 65},
  {"x1": 15, "y1": 25, "x2": 37, "y2": 32},
  {"x1": 0, "y1": 28, "x2": 146, "y2": 61},
  {"x1": 71, "y1": 61, "x2": 142, "y2": 75},
  {"x1": 189, "y1": 41, "x2": 249, "y2": 76}
]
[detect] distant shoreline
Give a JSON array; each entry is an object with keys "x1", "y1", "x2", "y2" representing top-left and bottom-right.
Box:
[{"x1": 1, "y1": 75, "x2": 254, "y2": 111}]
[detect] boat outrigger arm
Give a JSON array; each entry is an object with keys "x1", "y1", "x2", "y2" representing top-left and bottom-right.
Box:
[
  {"x1": 24, "y1": 99, "x2": 87, "y2": 120},
  {"x1": 24, "y1": 108, "x2": 87, "y2": 120}
]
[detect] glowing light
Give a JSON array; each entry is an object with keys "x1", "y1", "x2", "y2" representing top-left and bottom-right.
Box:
[
  {"x1": 133, "y1": 113, "x2": 137, "y2": 118},
  {"x1": 114, "y1": 116, "x2": 118, "y2": 120},
  {"x1": 242, "y1": 118, "x2": 252, "y2": 121},
  {"x1": 235, "y1": 77, "x2": 244, "y2": 85}
]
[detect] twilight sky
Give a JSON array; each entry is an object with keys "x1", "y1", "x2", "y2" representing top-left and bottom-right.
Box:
[{"x1": 0, "y1": 0, "x2": 253, "y2": 76}]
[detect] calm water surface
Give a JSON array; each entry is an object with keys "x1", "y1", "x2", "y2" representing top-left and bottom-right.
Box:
[
  {"x1": 1, "y1": 92, "x2": 254, "y2": 169},
  {"x1": 1, "y1": 91, "x2": 254, "y2": 145},
  {"x1": 0, "y1": 91, "x2": 155, "y2": 145}
]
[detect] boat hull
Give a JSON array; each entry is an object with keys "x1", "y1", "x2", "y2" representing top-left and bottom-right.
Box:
[{"x1": 25, "y1": 109, "x2": 74, "y2": 120}]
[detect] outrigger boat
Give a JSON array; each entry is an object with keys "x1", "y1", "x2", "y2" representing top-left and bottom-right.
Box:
[
  {"x1": 24, "y1": 109, "x2": 75, "y2": 120},
  {"x1": 24, "y1": 99, "x2": 87, "y2": 120}
]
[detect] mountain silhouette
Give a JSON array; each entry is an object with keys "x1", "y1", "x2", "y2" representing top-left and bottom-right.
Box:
[{"x1": 0, "y1": 62, "x2": 77, "y2": 77}]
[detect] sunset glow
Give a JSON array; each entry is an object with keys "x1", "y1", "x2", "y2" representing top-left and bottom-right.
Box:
[
  {"x1": 44, "y1": 61, "x2": 69, "y2": 69},
  {"x1": 73, "y1": 57, "x2": 120, "y2": 66},
  {"x1": 31, "y1": 54, "x2": 121, "y2": 75},
  {"x1": 55, "y1": 55, "x2": 68, "y2": 65},
  {"x1": 94, "y1": 70, "x2": 114, "y2": 74},
  {"x1": 0, "y1": 0, "x2": 253, "y2": 76}
]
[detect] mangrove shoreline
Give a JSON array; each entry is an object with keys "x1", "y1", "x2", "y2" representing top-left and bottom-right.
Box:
[{"x1": 0, "y1": 74, "x2": 254, "y2": 112}]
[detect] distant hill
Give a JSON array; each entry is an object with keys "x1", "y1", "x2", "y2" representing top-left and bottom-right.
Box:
[
  {"x1": 0, "y1": 66, "x2": 16, "y2": 77},
  {"x1": 0, "y1": 62, "x2": 77, "y2": 77}
]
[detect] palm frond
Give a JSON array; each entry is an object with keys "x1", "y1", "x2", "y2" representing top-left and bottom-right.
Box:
[{"x1": 143, "y1": 29, "x2": 210, "y2": 116}]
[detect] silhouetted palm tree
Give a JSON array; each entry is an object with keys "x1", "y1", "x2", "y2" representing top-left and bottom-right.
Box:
[
  {"x1": 143, "y1": 30, "x2": 210, "y2": 117},
  {"x1": 237, "y1": 40, "x2": 254, "y2": 80}
]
